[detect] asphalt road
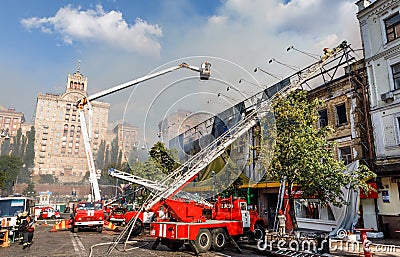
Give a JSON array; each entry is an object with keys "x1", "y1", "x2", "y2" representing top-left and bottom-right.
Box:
[{"x1": 1, "y1": 220, "x2": 268, "y2": 257}]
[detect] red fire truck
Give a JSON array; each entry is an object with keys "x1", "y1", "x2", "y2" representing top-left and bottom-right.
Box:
[
  {"x1": 71, "y1": 201, "x2": 104, "y2": 233},
  {"x1": 34, "y1": 206, "x2": 61, "y2": 220},
  {"x1": 149, "y1": 196, "x2": 266, "y2": 253}
]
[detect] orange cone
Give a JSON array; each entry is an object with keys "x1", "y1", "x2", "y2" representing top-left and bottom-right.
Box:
[{"x1": 50, "y1": 220, "x2": 71, "y2": 232}]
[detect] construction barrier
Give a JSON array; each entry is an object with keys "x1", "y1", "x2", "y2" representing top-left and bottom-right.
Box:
[
  {"x1": 49, "y1": 220, "x2": 71, "y2": 232},
  {"x1": 0, "y1": 229, "x2": 10, "y2": 247},
  {"x1": 1, "y1": 219, "x2": 10, "y2": 228},
  {"x1": 103, "y1": 221, "x2": 118, "y2": 231}
]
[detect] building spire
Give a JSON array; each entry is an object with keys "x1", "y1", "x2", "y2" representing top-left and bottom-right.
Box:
[{"x1": 77, "y1": 60, "x2": 81, "y2": 73}]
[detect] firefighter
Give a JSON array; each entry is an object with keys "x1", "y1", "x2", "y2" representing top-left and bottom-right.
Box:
[
  {"x1": 21, "y1": 214, "x2": 35, "y2": 249},
  {"x1": 277, "y1": 209, "x2": 286, "y2": 236},
  {"x1": 16, "y1": 211, "x2": 28, "y2": 244}
]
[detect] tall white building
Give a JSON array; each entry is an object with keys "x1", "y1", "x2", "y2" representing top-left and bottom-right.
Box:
[
  {"x1": 33, "y1": 65, "x2": 110, "y2": 183},
  {"x1": 357, "y1": 0, "x2": 400, "y2": 237}
]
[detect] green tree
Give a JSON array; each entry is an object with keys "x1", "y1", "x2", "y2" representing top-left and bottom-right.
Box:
[
  {"x1": 1, "y1": 137, "x2": 11, "y2": 156},
  {"x1": 110, "y1": 136, "x2": 118, "y2": 165},
  {"x1": 105, "y1": 145, "x2": 110, "y2": 166},
  {"x1": 23, "y1": 126, "x2": 35, "y2": 168},
  {"x1": 18, "y1": 165, "x2": 32, "y2": 184},
  {"x1": 22, "y1": 181, "x2": 36, "y2": 197},
  {"x1": 149, "y1": 141, "x2": 180, "y2": 175},
  {"x1": 38, "y1": 174, "x2": 58, "y2": 184},
  {"x1": 20, "y1": 134, "x2": 27, "y2": 162},
  {"x1": 117, "y1": 149, "x2": 123, "y2": 168},
  {"x1": 12, "y1": 128, "x2": 22, "y2": 157},
  {"x1": 261, "y1": 90, "x2": 375, "y2": 229},
  {"x1": 96, "y1": 140, "x2": 106, "y2": 169},
  {"x1": 0, "y1": 155, "x2": 23, "y2": 194}
]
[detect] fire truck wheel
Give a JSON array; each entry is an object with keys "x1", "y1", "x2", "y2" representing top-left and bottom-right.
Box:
[
  {"x1": 253, "y1": 223, "x2": 265, "y2": 241},
  {"x1": 166, "y1": 240, "x2": 184, "y2": 251},
  {"x1": 96, "y1": 226, "x2": 103, "y2": 233},
  {"x1": 195, "y1": 229, "x2": 212, "y2": 253},
  {"x1": 211, "y1": 229, "x2": 227, "y2": 251},
  {"x1": 51, "y1": 215, "x2": 56, "y2": 220},
  {"x1": 129, "y1": 219, "x2": 143, "y2": 238}
]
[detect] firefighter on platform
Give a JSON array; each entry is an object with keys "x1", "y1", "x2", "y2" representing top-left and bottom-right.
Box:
[{"x1": 277, "y1": 209, "x2": 286, "y2": 236}]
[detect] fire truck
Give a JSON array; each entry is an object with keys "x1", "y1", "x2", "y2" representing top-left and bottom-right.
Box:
[
  {"x1": 71, "y1": 201, "x2": 104, "y2": 233},
  {"x1": 34, "y1": 206, "x2": 61, "y2": 220}
]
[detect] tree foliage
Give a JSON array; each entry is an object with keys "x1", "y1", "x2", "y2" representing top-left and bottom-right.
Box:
[
  {"x1": 12, "y1": 128, "x2": 22, "y2": 157},
  {"x1": 0, "y1": 155, "x2": 23, "y2": 194},
  {"x1": 23, "y1": 126, "x2": 35, "y2": 168},
  {"x1": 22, "y1": 181, "x2": 36, "y2": 197},
  {"x1": 110, "y1": 136, "x2": 119, "y2": 165},
  {"x1": 149, "y1": 141, "x2": 180, "y2": 175},
  {"x1": 96, "y1": 140, "x2": 106, "y2": 169},
  {"x1": 38, "y1": 174, "x2": 58, "y2": 184},
  {"x1": 261, "y1": 90, "x2": 376, "y2": 229}
]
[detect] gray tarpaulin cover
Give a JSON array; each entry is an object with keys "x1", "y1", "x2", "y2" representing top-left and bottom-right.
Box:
[{"x1": 329, "y1": 160, "x2": 360, "y2": 237}]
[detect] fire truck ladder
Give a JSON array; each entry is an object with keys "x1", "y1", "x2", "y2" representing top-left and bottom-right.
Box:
[
  {"x1": 106, "y1": 42, "x2": 349, "y2": 255},
  {"x1": 143, "y1": 42, "x2": 348, "y2": 213},
  {"x1": 107, "y1": 168, "x2": 212, "y2": 207},
  {"x1": 108, "y1": 168, "x2": 165, "y2": 192}
]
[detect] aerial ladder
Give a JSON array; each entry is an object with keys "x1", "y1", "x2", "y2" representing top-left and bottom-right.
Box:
[
  {"x1": 105, "y1": 42, "x2": 350, "y2": 254},
  {"x1": 77, "y1": 62, "x2": 211, "y2": 202},
  {"x1": 141, "y1": 42, "x2": 349, "y2": 213}
]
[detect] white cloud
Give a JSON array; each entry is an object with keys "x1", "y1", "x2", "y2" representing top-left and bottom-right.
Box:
[
  {"x1": 208, "y1": 15, "x2": 227, "y2": 25},
  {"x1": 20, "y1": 4, "x2": 163, "y2": 57}
]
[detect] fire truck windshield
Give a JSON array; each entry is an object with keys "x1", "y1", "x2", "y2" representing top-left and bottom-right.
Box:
[{"x1": 77, "y1": 202, "x2": 103, "y2": 211}]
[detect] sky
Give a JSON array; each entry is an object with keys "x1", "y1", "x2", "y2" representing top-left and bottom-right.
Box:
[{"x1": 0, "y1": 0, "x2": 365, "y2": 146}]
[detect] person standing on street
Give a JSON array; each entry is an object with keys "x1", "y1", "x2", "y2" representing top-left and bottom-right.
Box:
[
  {"x1": 277, "y1": 209, "x2": 286, "y2": 236},
  {"x1": 21, "y1": 214, "x2": 35, "y2": 249}
]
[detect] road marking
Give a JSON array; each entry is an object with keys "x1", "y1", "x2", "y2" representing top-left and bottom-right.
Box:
[{"x1": 70, "y1": 233, "x2": 86, "y2": 256}]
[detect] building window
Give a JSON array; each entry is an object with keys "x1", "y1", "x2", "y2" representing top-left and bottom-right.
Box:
[
  {"x1": 318, "y1": 109, "x2": 328, "y2": 128},
  {"x1": 338, "y1": 146, "x2": 352, "y2": 165},
  {"x1": 392, "y1": 63, "x2": 400, "y2": 90},
  {"x1": 294, "y1": 199, "x2": 336, "y2": 220},
  {"x1": 385, "y1": 13, "x2": 400, "y2": 42},
  {"x1": 335, "y1": 103, "x2": 347, "y2": 126}
]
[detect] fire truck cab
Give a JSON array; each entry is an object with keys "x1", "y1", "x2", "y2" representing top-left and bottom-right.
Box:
[
  {"x1": 108, "y1": 206, "x2": 126, "y2": 226},
  {"x1": 71, "y1": 201, "x2": 104, "y2": 233}
]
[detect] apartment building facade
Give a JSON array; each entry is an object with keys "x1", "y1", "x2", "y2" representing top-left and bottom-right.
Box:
[
  {"x1": 357, "y1": 0, "x2": 400, "y2": 237},
  {"x1": 0, "y1": 106, "x2": 25, "y2": 153}
]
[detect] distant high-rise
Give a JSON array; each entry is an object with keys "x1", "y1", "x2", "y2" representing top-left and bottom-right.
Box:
[{"x1": 33, "y1": 64, "x2": 110, "y2": 183}]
